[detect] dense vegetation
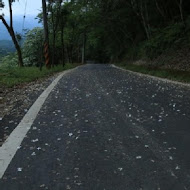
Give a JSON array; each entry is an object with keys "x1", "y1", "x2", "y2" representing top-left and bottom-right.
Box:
[
  {"x1": 1, "y1": 0, "x2": 190, "y2": 72},
  {"x1": 0, "y1": 63, "x2": 77, "y2": 87},
  {"x1": 41, "y1": 0, "x2": 190, "y2": 65}
]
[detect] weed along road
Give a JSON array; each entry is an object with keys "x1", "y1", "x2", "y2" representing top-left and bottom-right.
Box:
[{"x1": 1, "y1": 64, "x2": 190, "y2": 190}]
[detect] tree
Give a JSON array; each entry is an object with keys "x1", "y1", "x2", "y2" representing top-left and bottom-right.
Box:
[
  {"x1": 176, "y1": 0, "x2": 184, "y2": 24},
  {"x1": 42, "y1": 0, "x2": 51, "y2": 68},
  {"x1": 37, "y1": 0, "x2": 189, "y2": 64},
  {"x1": 22, "y1": 28, "x2": 44, "y2": 67},
  {"x1": 59, "y1": 3, "x2": 69, "y2": 66},
  {"x1": 48, "y1": 0, "x2": 62, "y2": 66},
  {"x1": 0, "y1": 0, "x2": 24, "y2": 67}
]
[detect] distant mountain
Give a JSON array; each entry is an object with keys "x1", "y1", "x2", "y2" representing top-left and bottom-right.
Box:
[
  {"x1": 0, "y1": 40, "x2": 15, "y2": 56},
  {"x1": 0, "y1": 15, "x2": 42, "y2": 40}
]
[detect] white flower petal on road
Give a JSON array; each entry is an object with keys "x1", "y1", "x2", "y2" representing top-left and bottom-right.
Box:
[
  {"x1": 31, "y1": 152, "x2": 36, "y2": 156},
  {"x1": 175, "y1": 165, "x2": 180, "y2": 170},
  {"x1": 17, "y1": 168, "x2": 22, "y2": 172},
  {"x1": 117, "y1": 91, "x2": 122, "y2": 94},
  {"x1": 145, "y1": 145, "x2": 149, "y2": 148},
  {"x1": 118, "y1": 168, "x2": 123, "y2": 171},
  {"x1": 169, "y1": 156, "x2": 173, "y2": 160},
  {"x1": 69, "y1": 133, "x2": 73, "y2": 137},
  {"x1": 31, "y1": 139, "x2": 39, "y2": 143},
  {"x1": 136, "y1": 156, "x2": 142, "y2": 159}
]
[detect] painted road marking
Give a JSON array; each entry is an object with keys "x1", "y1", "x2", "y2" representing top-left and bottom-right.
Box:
[{"x1": 0, "y1": 69, "x2": 74, "y2": 179}]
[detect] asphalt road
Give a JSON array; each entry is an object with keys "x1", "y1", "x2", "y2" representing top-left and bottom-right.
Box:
[{"x1": 1, "y1": 64, "x2": 190, "y2": 190}]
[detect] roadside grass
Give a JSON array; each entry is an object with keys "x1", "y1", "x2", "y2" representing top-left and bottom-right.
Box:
[
  {"x1": 117, "y1": 64, "x2": 190, "y2": 83},
  {"x1": 0, "y1": 63, "x2": 79, "y2": 88}
]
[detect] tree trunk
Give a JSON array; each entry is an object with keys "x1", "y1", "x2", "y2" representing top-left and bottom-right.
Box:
[
  {"x1": 61, "y1": 26, "x2": 65, "y2": 67},
  {"x1": 82, "y1": 32, "x2": 86, "y2": 64},
  {"x1": 42, "y1": 0, "x2": 51, "y2": 68},
  {"x1": 52, "y1": 32, "x2": 56, "y2": 67},
  {"x1": 66, "y1": 46, "x2": 71, "y2": 63},
  {"x1": 49, "y1": 0, "x2": 62, "y2": 67},
  {"x1": 11, "y1": 30, "x2": 24, "y2": 67},
  {"x1": 0, "y1": 0, "x2": 24, "y2": 67},
  {"x1": 70, "y1": 46, "x2": 73, "y2": 64},
  {"x1": 178, "y1": 0, "x2": 184, "y2": 24},
  {"x1": 0, "y1": 16, "x2": 23, "y2": 67},
  {"x1": 140, "y1": 0, "x2": 150, "y2": 39},
  {"x1": 145, "y1": 1, "x2": 151, "y2": 36},
  {"x1": 154, "y1": 0, "x2": 165, "y2": 19},
  {"x1": 130, "y1": 0, "x2": 150, "y2": 40}
]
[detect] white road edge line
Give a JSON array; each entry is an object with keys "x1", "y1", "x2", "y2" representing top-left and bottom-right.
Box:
[
  {"x1": 0, "y1": 69, "x2": 74, "y2": 179},
  {"x1": 111, "y1": 64, "x2": 190, "y2": 88}
]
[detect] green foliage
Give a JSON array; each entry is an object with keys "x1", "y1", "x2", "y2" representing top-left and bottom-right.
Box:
[
  {"x1": 60, "y1": 0, "x2": 190, "y2": 63},
  {"x1": 0, "y1": 53, "x2": 18, "y2": 68},
  {"x1": 0, "y1": 63, "x2": 77, "y2": 87},
  {"x1": 33, "y1": 0, "x2": 190, "y2": 64},
  {"x1": 22, "y1": 27, "x2": 44, "y2": 66},
  {"x1": 2, "y1": 0, "x2": 190, "y2": 67},
  {"x1": 124, "y1": 21, "x2": 190, "y2": 61},
  {"x1": 143, "y1": 23, "x2": 185, "y2": 59}
]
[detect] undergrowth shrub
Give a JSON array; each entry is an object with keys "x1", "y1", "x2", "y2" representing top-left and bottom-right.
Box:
[{"x1": 143, "y1": 22, "x2": 185, "y2": 59}]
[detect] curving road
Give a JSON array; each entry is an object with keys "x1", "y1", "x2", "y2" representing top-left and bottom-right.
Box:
[{"x1": 1, "y1": 64, "x2": 190, "y2": 190}]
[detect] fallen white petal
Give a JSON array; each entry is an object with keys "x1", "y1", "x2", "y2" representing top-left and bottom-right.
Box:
[{"x1": 17, "y1": 168, "x2": 22, "y2": 172}]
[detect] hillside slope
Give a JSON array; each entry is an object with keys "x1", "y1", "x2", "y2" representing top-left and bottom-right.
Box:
[{"x1": 0, "y1": 15, "x2": 41, "y2": 40}]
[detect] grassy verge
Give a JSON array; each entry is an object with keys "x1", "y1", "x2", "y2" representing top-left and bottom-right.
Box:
[
  {"x1": 117, "y1": 64, "x2": 190, "y2": 83},
  {"x1": 0, "y1": 63, "x2": 79, "y2": 88}
]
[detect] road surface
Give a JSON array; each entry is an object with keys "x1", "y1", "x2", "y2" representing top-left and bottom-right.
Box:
[{"x1": 0, "y1": 64, "x2": 190, "y2": 190}]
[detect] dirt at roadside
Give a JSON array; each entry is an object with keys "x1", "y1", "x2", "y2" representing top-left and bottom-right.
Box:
[
  {"x1": 0, "y1": 73, "x2": 59, "y2": 146},
  {"x1": 132, "y1": 47, "x2": 190, "y2": 72}
]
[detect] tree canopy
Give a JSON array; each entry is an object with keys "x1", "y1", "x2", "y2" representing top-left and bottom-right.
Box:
[
  {"x1": 1, "y1": 0, "x2": 190, "y2": 67},
  {"x1": 43, "y1": 0, "x2": 190, "y2": 64}
]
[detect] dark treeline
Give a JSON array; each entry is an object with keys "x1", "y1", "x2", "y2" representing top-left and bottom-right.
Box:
[
  {"x1": 45, "y1": 0, "x2": 190, "y2": 65},
  {"x1": 1, "y1": 0, "x2": 190, "y2": 67}
]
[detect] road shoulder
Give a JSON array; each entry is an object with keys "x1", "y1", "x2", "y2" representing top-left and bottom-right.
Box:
[{"x1": 112, "y1": 64, "x2": 190, "y2": 88}]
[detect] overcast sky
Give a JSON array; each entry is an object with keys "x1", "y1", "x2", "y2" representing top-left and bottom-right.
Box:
[{"x1": 1, "y1": 0, "x2": 42, "y2": 17}]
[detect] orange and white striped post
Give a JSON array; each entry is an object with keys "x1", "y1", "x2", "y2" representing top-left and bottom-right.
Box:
[
  {"x1": 42, "y1": 0, "x2": 51, "y2": 68},
  {"x1": 44, "y1": 41, "x2": 50, "y2": 67}
]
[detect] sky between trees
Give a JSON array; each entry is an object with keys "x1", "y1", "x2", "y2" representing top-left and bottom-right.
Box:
[{"x1": 1, "y1": 0, "x2": 42, "y2": 16}]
